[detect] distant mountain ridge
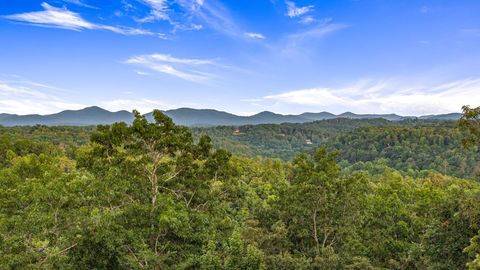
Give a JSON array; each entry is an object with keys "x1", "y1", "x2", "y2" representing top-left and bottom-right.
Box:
[{"x1": 0, "y1": 106, "x2": 462, "y2": 127}]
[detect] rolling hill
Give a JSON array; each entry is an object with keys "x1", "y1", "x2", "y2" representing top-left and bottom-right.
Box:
[{"x1": 0, "y1": 106, "x2": 462, "y2": 127}]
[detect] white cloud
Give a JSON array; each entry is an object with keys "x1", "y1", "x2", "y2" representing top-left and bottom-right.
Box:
[
  {"x1": 135, "y1": 70, "x2": 151, "y2": 76},
  {"x1": 3, "y1": 2, "x2": 160, "y2": 37},
  {"x1": 287, "y1": 21, "x2": 344, "y2": 41},
  {"x1": 283, "y1": 22, "x2": 348, "y2": 53},
  {"x1": 285, "y1": 1, "x2": 314, "y2": 18},
  {"x1": 136, "y1": 0, "x2": 170, "y2": 23},
  {"x1": 266, "y1": 88, "x2": 344, "y2": 106},
  {"x1": 299, "y1": 15, "x2": 315, "y2": 24},
  {"x1": 125, "y1": 53, "x2": 220, "y2": 82},
  {"x1": 61, "y1": 0, "x2": 97, "y2": 9},
  {"x1": 188, "y1": 23, "x2": 203, "y2": 30},
  {"x1": 189, "y1": 0, "x2": 239, "y2": 36},
  {"x1": 138, "y1": 0, "x2": 258, "y2": 39},
  {"x1": 263, "y1": 78, "x2": 480, "y2": 115},
  {"x1": 0, "y1": 78, "x2": 85, "y2": 115},
  {"x1": 244, "y1": 32, "x2": 266, "y2": 39},
  {"x1": 131, "y1": 53, "x2": 215, "y2": 65},
  {"x1": 176, "y1": 0, "x2": 247, "y2": 38},
  {"x1": 135, "y1": 0, "x2": 207, "y2": 35},
  {"x1": 0, "y1": 82, "x2": 48, "y2": 99}
]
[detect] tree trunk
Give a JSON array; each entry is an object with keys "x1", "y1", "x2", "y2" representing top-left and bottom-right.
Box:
[{"x1": 313, "y1": 209, "x2": 319, "y2": 250}]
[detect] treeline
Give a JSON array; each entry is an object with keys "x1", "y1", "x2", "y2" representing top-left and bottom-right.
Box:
[
  {"x1": 1, "y1": 111, "x2": 480, "y2": 269},
  {"x1": 1, "y1": 118, "x2": 479, "y2": 180}
]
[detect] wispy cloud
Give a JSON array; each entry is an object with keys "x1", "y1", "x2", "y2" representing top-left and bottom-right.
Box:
[
  {"x1": 135, "y1": 70, "x2": 151, "y2": 76},
  {"x1": 284, "y1": 1, "x2": 319, "y2": 25},
  {"x1": 133, "y1": 0, "x2": 205, "y2": 35},
  {"x1": 175, "y1": 0, "x2": 264, "y2": 39},
  {"x1": 3, "y1": 2, "x2": 161, "y2": 37},
  {"x1": 118, "y1": 0, "x2": 262, "y2": 39},
  {"x1": 262, "y1": 78, "x2": 480, "y2": 115},
  {"x1": 172, "y1": 23, "x2": 203, "y2": 32},
  {"x1": 180, "y1": 0, "x2": 241, "y2": 37},
  {"x1": 0, "y1": 76, "x2": 85, "y2": 115},
  {"x1": 299, "y1": 15, "x2": 315, "y2": 25},
  {"x1": 245, "y1": 32, "x2": 266, "y2": 39},
  {"x1": 285, "y1": 1, "x2": 314, "y2": 18},
  {"x1": 125, "y1": 53, "x2": 222, "y2": 82},
  {"x1": 136, "y1": 0, "x2": 170, "y2": 23},
  {"x1": 282, "y1": 21, "x2": 348, "y2": 54},
  {"x1": 61, "y1": 0, "x2": 97, "y2": 9},
  {"x1": 0, "y1": 75, "x2": 174, "y2": 115}
]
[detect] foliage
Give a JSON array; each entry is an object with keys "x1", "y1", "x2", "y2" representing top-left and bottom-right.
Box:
[
  {"x1": 328, "y1": 125, "x2": 479, "y2": 179},
  {"x1": 1, "y1": 110, "x2": 480, "y2": 269},
  {"x1": 460, "y1": 105, "x2": 480, "y2": 148}
]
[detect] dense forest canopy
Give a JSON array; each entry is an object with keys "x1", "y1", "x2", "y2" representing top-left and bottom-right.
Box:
[
  {"x1": 192, "y1": 119, "x2": 479, "y2": 180},
  {"x1": 4, "y1": 118, "x2": 476, "y2": 179},
  {"x1": 1, "y1": 107, "x2": 480, "y2": 269}
]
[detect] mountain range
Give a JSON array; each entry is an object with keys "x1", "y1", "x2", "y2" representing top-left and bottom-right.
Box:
[{"x1": 0, "y1": 106, "x2": 462, "y2": 127}]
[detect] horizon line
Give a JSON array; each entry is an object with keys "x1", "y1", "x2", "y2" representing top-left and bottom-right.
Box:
[{"x1": 0, "y1": 105, "x2": 462, "y2": 118}]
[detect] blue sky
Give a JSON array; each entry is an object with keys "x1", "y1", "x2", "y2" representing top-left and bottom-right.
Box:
[{"x1": 1, "y1": 0, "x2": 480, "y2": 116}]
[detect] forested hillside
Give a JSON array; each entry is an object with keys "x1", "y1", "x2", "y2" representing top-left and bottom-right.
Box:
[
  {"x1": 328, "y1": 124, "x2": 479, "y2": 179},
  {"x1": 192, "y1": 118, "x2": 395, "y2": 160},
  {"x1": 1, "y1": 108, "x2": 480, "y2": 269},
  {"x1": 193, "y1": 119, "x2": 479, "y2": 179}
]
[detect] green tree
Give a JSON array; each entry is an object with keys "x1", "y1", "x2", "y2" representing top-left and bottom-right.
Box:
[
  {"x1": 74, "y1": 110, "x2": 234, "y2": 268},
  {"x1": 460, "y1": 105, "x2": 480, "y2": 148},
  {"x1": 281, "y1": 148, "x2": 368, "y2": 267}
]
